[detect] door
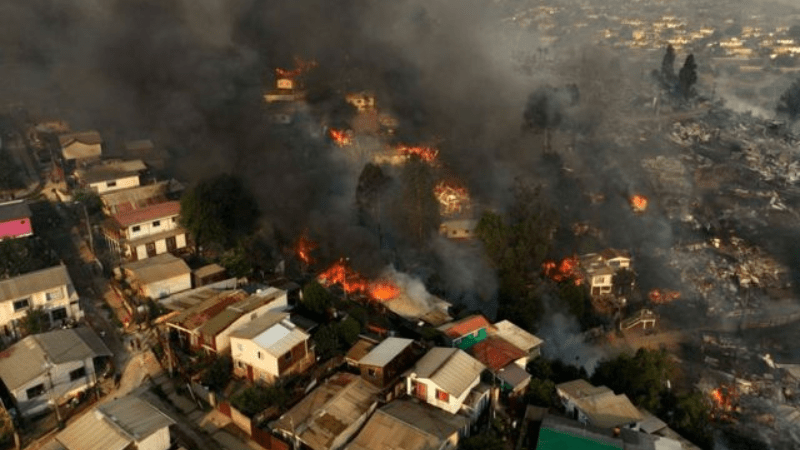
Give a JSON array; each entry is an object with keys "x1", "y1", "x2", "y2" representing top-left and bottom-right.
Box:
[
  {"x1": 166, "y1": 236, "x2": 177, "y2": 252},
  {"x1": 413, "y1": 380, "x2": 427, "y2": 400},
  {"x1": 146, "y1": 242, "x2": 157, "y2": 257},
  {"x1": 247, "y1": 364, "x2": 254, "y2": 382}
]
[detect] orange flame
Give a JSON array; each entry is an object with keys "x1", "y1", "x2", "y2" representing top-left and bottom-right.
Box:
[
  {"x1": 711, "y1": 389, "x2": 724, "y2": 406},
  {"x1": 543, "y1": 256, "x2": 584, "y2": 285},
  {"x1": 397, "y1": 145, "x2": 439, "y2": 164},
  {"x1": 434, "y1": 180, "x2": 470, "y2": 216},
  {"x1": 295, "y1": 232, "x2": 318, "y2": 265},
  {"x1": 275, "y1": 56, "x2": 318, "y2": 79},
  {"x1": 630, "y1": 195, "x2": 648, "y2": 212},
  {"x1": 317, "y1": 259, "x2": 400, "y2": 301},
  {"x1": 648, "y1": 289, "x2": 680, "y2": 304},
  {"x1": 329, "y1": 128, "x2": 352, "y2": 147}
]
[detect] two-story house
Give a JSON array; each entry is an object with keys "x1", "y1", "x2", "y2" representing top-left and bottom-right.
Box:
[
  {"x1": 437, "y1": 315, "x2": 494, "y2": 350},
  {"x1": 58, "y1": 131, "x2": 102, "y2": 163},
  {"x1": 356, "y1": 337, "x2": 419, "y2": 399},
  {"x1": 579, "y1": 249, "x2": 632, "y2": 297},
  {"x1": 406, "y1": 347, "x2": 488, "y2": 419},
  {"x1": 103, "y1": 200, "x2": 187, "y2": 261},
  {"x1": 122, "y1": 253, "x2": 192, "y2": 300},
  {"x1": 556, "y1": 379, "x2": 644, "y2": 430},
  {"x1": 0, "y1": 328, "x2": 111, "y2": 417},
  {"x1": 0, "y1": 200, "x2": 33, "y2": 240},
  {"x1": 74, "y1": 159, "x2": 146, "y2": 194},
  {"x1": 50, "y1": 394, "x2": 174, "y2": 450},
  {"x1": 230, "y1": 311, "x2": 314, "y2": 384},
  {"x1": 0, "y1": 265, "x2": 83, "y2": 336}
]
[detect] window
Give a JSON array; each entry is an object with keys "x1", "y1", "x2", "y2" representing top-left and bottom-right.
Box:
[
  {"x1": 51, "y1": 307, "x2": 67, "y2": 322},
  {"x1": 237, "y1": 361, "x2": 245, "y2": 369},
  {"x1": 69, "y1": 367, "x2": 86, "y2": 381},
  {"x1": 436, "y1": 389, "x2": 450, "y2": 402},
  {"x1": 26, "y1": 384, "x2": 45, "y2": 399},
  {"x1": 284, "y1": 351, "x2": 293, "y2": 362},
  {"x1": 152, "y1": 220, "x2": 161, "y2": 227},
  {"x1": 106, "y1": 181, "x2": 117, "y2": 188},
  {"x1": 367, "y1": 368, "x2": 377, "y2": 378},
  {"x1": 172, "y1": 217, "x2": 177, "y2": 223},
  {"x1": 131, "y1": 225, "x2": 141, "y2": 232},
  {"x1": 46, "y1": 289, "x2": 63, "y2": 301},
  {"x1": 257, "y1": 351, "x2": 262, "y2": 360},
  {"x1": 13, "y1": 298, "x2": 30, "y2": 312}
]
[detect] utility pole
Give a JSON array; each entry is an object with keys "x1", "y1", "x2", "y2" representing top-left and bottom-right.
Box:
[
  {"x1": 81, "y1": 202, "x2": 94, "y2": 255},
  {"x1": 44, "y1": 356, "x2": 62, "y2": 428}
]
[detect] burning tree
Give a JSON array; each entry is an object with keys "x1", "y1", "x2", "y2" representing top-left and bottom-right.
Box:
[
  {"x1": 295, "y1": 231, "x2": 318, "y2": 266},
  {"x1": 648, "y1": 288, "x2": 681, "y2": 304}
]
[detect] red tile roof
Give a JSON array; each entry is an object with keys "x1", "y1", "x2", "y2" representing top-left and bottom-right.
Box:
[
  {"x1": 113, "y1": 201, "x2": 180, "y2": 227},
  {"x1": 470, "y1": 336, "x2": 527, "y2": 372},
  {"x1": 443, "y1": 315, "x2": 492, "y2": 338}
]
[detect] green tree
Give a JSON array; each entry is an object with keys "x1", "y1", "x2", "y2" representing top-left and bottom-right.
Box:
[
  {"x1": 592, "y1": 348, "x2": 673, "y2": 412},
  {"x1": 526, "y1": 378, "x2": 556, "y2": 408},
  {"x1": 559, "y1": 281, "x2": 590, "y2": 323},
  {"x1": 398, "y1": 156, "x2": 439, "y2": 246},
  {"x1": 301, "y1": 281, "x2": 333, "y2": 315},
  {"x1": 219, "y1": 242, "x2": 251, "y2": 278},
  {"x1": 73, "y1": 189, "x2": 103, "y2": 216},
  {"x1": 201, "y1": 355, "x2": 232, "y2": 392},
  {"x1": 312, "y1": 325, "x2": 341, "y2": 360},
  {"x1": 777, "y1": 77, "x2": 800, "y2": 121},
  {"x1": 180, "y1": 174, "x2": 260, "y2": 254},
  {"x1": 678, "y1": 54, "x2": 698, "y2": 100},
  {"x1": 19, "y1": 306, "x2": 49, "y2": 336},
  {"x1": 230, "y1": 383, "x2": 291, "y2": 417},
  {"x1": 336, "y1": 317, "x2": 362, "y2": 346}
]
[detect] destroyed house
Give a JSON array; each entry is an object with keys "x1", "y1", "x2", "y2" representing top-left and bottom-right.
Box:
[
  {"x1": 271, "y1": 372, "x2": 379, "y2": 450},
  {"x1": 437, "y1": 315, "x2": 494, "y2": 350},
  {"x1": 122, "y1": 253, "x2": 192, "y2": 300},
  {"x1": 0, "y1": 200, "x2": 33, "y2": 240},
  {"x1": 0, "y1": 265, "x2": 83, "y2": 335},
  {"x1": 50, "y1": 394, "x2": 174, "y2": 450},
  {"x1": 406, "y1": 347, "x2": 488, "y2": 417},
  {"x1": 556, "y1": 379, "x2": 643, "y2": 430},
  {"x1": 0, "y1": 328, "x2": 111, "y2": 417},
  {"x1": 229, "y1": 311, "x2": 314, "y2": 384},
  {"x1": 103, "y1": 200, "x2": 187, "y2": 262},
  {"x1": 580, "y1": 249, "x2": 632, "y2": 297},
  {"x1": 58, "y1": 131, "x2": 102, "y2": 162},
  {"x1": 345, "y1": 399, "x2": 469, "y2": 450},
  {"x1": 356, "y1": 337, "x2": 418, "y2": 389},
  {"x1": 74, "y1": 159, "x2": 146, "y2": 194}
]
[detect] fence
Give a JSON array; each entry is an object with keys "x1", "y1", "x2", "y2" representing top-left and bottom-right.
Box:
[{"x1": 215, "y1": 401, "x2": 289, "y2": 450}]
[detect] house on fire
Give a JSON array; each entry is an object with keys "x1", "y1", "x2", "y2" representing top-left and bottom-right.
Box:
[
  {"x1": 579, "y1": 249, "x2": 632, "y2": 297},
  {"x1": 0, "y1": 328, "x2": 111, "y2": 418},
  {"x1": 74, "y1": 159, "x2": 147, "y2": 194},
  {"x1": 47, "y1": 394, "x2": 174, "y2": 450},
  {"x1": 556, "y1": 379, "x2": 644, "y2": 430},
  {"x1": 102, "y1": 200, "x2": 187, "y2": 261},
  {"x1": 0, "y1": 200, "x2": 33, "y2": 241},
  {"x1": 271, "y1": 372, "x2": 379, "y2": 450},
  {"x1": 58, "y1": 131, "x2": 102, "y2": 163},
  {"x1": 405, "y1": 347, "x2": 489, "y2": 422},
  {"x1": 0, "y1": 265, "x2": 83, "y2": 336},
  {"x1": 121, "y1": 253, "x2": 192, "y2": 300},
  {"x1": 229, "y1": 311, "x2": 314, "y2": 384}
]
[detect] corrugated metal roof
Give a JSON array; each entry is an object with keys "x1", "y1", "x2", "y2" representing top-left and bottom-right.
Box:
[
  {"x1": 168, "y1": 290, "x2": 248, "y2": 330},
  {"x1": 470, "y1": 337, "x2": 527, "y2": 372},
  {"x1": 346, "y1": 400, "x2": 467, "y2": 450},
  {"x1": 198, "y1": 288, "x2": 286, "y2": 338},
  {"x1": 56, "y1": 395, "x2": 174, "y2": 450},
  {"x1": 412, "y1": 348, "x2": 485, "y2": 398},
  {"x1": 0, "y1": 328, "x2": 110, "y2": 391},
  {"x1": 497, "y1": 363, "x2": 531, "y2": 390},
  {"x1": 358, "y1": 337, "x2": 413, "y2": 368},
  {"x1": 124, "y1": 253, "x2": 191, "y2": 286},
  {"x1": 229, "y1": 312, "x2": 288, "y2": 340},
  {"x1": 100, "y1": 182, "x2": 170, "y2": 215},
  {"x1": 0, "y1": 200, "x2": 31, "y2": 223},
  {"x1": 272, "y1": 372, "x2": 379, "y2": 450},
  {"x1": 0, "y1": 265, "x2": 72, "y2": 302},
  {"x1": 193, "y1": 263, "x2": 225, "y2": 279},
  {"x1": 556, "y1": 380, "x2": 643, "y2": 428},
  {"x1": 345, "y1": 339, "x2": 377, "y2": 365},
  {"x1": 112, "y1": 201, "x2": 180, "y2": 228},
  {"x1": 492, "y1": 320, "x2": 543, "y2": 352},
  {"x1": 437, "y1": 315, "x2": 493, "y2": 338},
  {"x1": 75, "y1": 159, "x2": 146, "y2": 184}
]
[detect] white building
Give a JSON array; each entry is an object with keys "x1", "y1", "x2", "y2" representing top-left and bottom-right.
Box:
[
  {"x1": 50, "y1": 394, "x2": 174, "y2": 450},
  {"x1": 58, "y1": 131, "x2": 102, "y2": 162},
  {"x1": 122, "y1": 253, "x2": 191, "y2": 299},
  {"x1": 103, "y1": 201, "x2": 187, "y2": 261},
  {"x1": 75, "y1": 159, "x2": 146, "y2": 194},
  {"x1": 579, "y1": 249, "x2": 632, "y2": 297},
  {"x1": 0, "y1": 265, "x2": 83, "y2": 336},
  {"x1": 406, "y1": 347, "x2": 487, "y2": 417},
  {"x1": 0, "y1": 328, "x2": 111, "y2": 417},
  {"x1": 556, "y1": 379, "x2": 644, "y2": 430},
  {"x1": 230, "y1": 311, "x2": 314, "y2": 384}
]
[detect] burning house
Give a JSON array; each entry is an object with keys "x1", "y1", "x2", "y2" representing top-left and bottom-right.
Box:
[{"x1": 579, "y1": 249, "x2": 632, "y2": 298}]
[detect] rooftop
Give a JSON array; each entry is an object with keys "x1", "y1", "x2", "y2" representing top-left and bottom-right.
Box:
[
  {"x1": 492, "y1": 320, "x2": 543, "y2": 352},
  {"x1": 112, "y1": 201, "x2": 180, "y2": 228},
  {"x1": 345, "y1": 338, "x2": 377, "y2": 365},
  {"x1": 470, "y1": 336, "x2": 528, "y2": 372},
  {"x1": 536, "y1": 416, "x2": 623, "y2": 450},
  {"x1": 124, "y1": 253, "x2": 190, "y2": 286},
  {"x1": 0, "y1": 265, "x2": 73, "y2": 303},
  {"x1": 168, "y1": 290, "x2": 249, "y2": 330},
  {"x1": 197, "y1": 288, "x2": 287, "y2": 339},
  {"x1": 438, "y1": 314, "x2": 493, "y2": 338},
  {"x1": 230, "y1": 311, "x2": 309, "y2": 357},
  {"x1": 58, "y1": 131, "x2": 102, "y2": 147},
  {"x1": 0, "y1": 327, "x2": 111, "y2": 391},
  {"x1": 0, "y1": 200, "x2": 31, "y2": 223},
  {"x1": 75, "y1": 159, "x2": 146, "y2": 184},
  {"x1": 358, "y1": 337, "x2": 414, "y2": 368},
  {"x1": 100, "y1": 181, "x2": 181, "y2": 215},
  {"x1": 557, "y1": 380, "x2": 643, "y2": 429},
  {"x1": 411, "y1": 347, "x2": 485, "y2": 398}
]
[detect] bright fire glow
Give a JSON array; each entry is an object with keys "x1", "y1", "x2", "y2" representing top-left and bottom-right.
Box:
[
  {"x1": 397, "y1": 145, "x2": 439, "y2": 164},
  {"x1": 295, "y1": 232, "x2": 318, "y2": 265},
  {"x1": 318, "y1": 259, "x2": 400, "y2": 301},
  {"x1": 434, "y1": 181, "x2": 470, "y2": 216},
  {"x1": 711, "y1": 389, "x2": 724, "y2": 407},
  {"x1": 329, "y1": 128, "x2": 352, "y2": 147},
  {"x1": 630, "y1": 195, "x2": 648, "y2": 212},
  {"x1": 649, "y1": 289, "x2": 680, "y2": 304},
  {"x1": 275, "y1": 57, "x2": 318, "y2": 79},
  {"x1": 543, "y1": 256, "x2": 584, "y2": 285}
]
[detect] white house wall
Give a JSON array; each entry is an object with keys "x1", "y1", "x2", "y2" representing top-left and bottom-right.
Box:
[
  {"x1": 125, "y1": 215, "x2": 179, "y2": 241},
  {"x1": 14, "y1": 358, "x2": 96, "y2": 417},
  {"x1": 143, "y1": 273, "x2": 192, "y2": 300},
  {"x1": 90, "y1": 175, "x2": 140, "y2": 194},
  {"x1": 406, "y1": 376, "x2": 478, "y2": 415},
  {"x1": 0, "y1": 284, "x2": 80, "y2": 333},
  {"x1": 231, "y1": 336, "x2": 280, "y2": 379}
]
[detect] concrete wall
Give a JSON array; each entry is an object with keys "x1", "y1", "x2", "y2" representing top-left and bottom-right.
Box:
[
  {"x1": 131, "y1": 231, "x2": 187, "y2": 261},
  {"x1": 231, "y1": 336, "x2": 279, "y2": 380},
  {"x1": 142, "y1": 273, "x2": 192, "y2": 300},
  {"x1": 406, "y1": 375, "x2": 478, "y2": 415},
  {"x1": 90, "y1": 175, "x2": 140, "y2": 194},
  {"x1": 125, "y1": 215, "x2": 180, "y2": 241}
]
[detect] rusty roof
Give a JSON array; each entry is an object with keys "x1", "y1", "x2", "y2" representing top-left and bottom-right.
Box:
[
  {"x1": 112, "y1": 201, "x2": 180, "y2": 228},
  {"x1": 470, "y1": 336, "x2": 527, "y2": 372},
  {"x1": 438, "y1": 314, "x2": 493, "y2": 338}
]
